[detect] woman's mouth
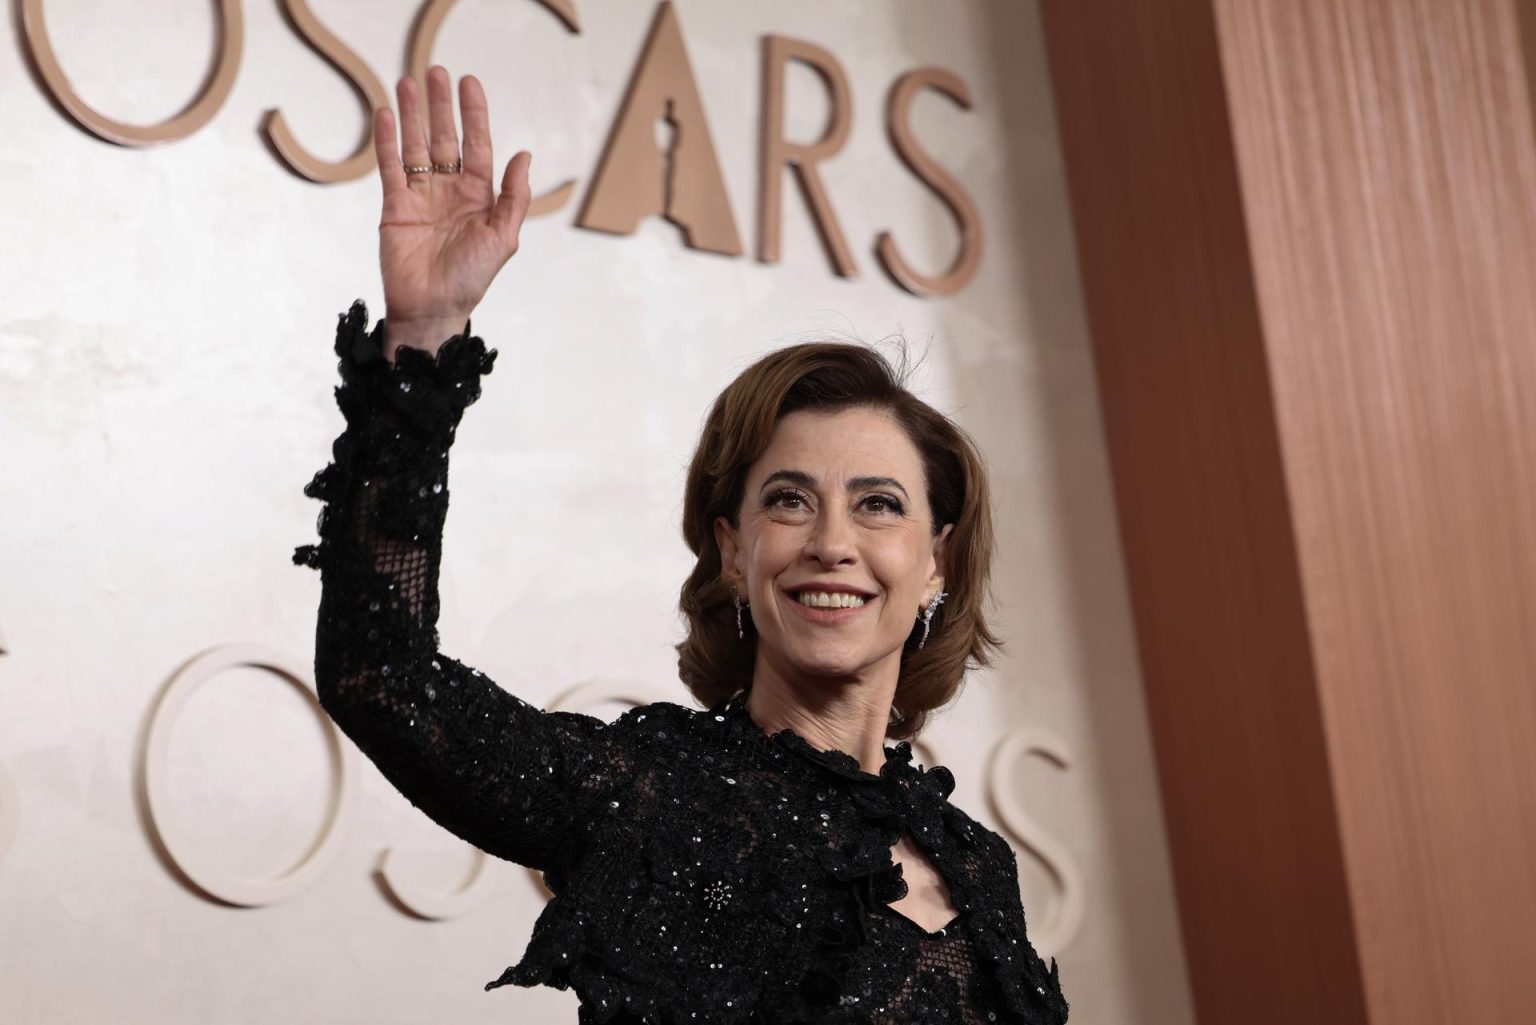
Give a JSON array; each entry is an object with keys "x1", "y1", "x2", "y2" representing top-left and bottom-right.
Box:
[
  {"x1": 796, "y1": 590, "x2": 867, "y2": 609},
  {"x1": 785, "y1": 589, "x2": 875, "y2": 623}
]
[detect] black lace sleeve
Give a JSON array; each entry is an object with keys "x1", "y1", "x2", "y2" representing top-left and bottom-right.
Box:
[{"x1": 293, "y1": 301, "x2": 622, "y2": 873}]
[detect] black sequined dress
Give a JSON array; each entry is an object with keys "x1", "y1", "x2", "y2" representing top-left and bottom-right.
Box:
[{"x1": 293, "y1": 303, "x2": 1070, "y2": 1024}]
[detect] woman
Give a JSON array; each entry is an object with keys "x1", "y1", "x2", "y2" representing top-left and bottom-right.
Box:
[{"x1": 294, "y1": 65, "x2": 1069, "y2": 1025}]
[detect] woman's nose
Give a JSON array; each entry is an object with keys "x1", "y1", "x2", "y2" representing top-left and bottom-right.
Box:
[{"x1": 804, "y1": 506, "x2": 858, "y2": 566}]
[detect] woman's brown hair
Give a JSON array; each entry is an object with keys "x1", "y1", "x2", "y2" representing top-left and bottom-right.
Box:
[{"x1": 676, "y1": 341, "x2": 1000, "y2": 740}]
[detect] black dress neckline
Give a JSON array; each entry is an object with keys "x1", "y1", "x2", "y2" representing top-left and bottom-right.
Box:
[
  {"x1": 709, "y1": 690, "x2": 932, "y2": 783},
  {"x1": 709, "y1": 692, "x2": 973, "y2": 940}
]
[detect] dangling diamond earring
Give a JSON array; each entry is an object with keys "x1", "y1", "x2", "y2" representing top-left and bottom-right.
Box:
[
  {"x1": 733, "y1": 588, "x2": 749, "y2": 639},
  {"x1": 918, "y1": 591, "x2": 948, "y2": 649}
]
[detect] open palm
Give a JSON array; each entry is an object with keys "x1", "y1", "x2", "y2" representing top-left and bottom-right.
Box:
[{"x1": 373, "y1": 66, "x2": 532, "y2": 358}]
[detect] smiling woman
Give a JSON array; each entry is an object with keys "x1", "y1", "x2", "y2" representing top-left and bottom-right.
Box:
[
  {"x1": 679, "y1": 343, "x2": 1000, "y2": 747},
  {"x1": 295, "y1": 64, "x2": 1067, "y2": 1023}
]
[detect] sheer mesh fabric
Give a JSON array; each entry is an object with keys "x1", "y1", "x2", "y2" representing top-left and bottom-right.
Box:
[
  {"x1": 294, "y1": 302, "x2": 1070, "y2": 1024},
  {"x1": 876, "y1": 927, "x2": 1006, "y2": 1023}
]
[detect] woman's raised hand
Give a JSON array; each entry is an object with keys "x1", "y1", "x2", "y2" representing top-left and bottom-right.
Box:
[{"x1": 372, "y1": 66, "x2": 532, "y2": 360}]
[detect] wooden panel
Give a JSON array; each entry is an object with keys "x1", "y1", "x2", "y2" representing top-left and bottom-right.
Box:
[
  {"x1": 1038, "y1": 3, "x2": 1368, "y2": 1021},
  {"x1": 1044, "y1": 0, "x2": 1536, "y2": 1021},
  {"x1": 1213, "y1": 1, "x2": 1536, "y2": 1021}
]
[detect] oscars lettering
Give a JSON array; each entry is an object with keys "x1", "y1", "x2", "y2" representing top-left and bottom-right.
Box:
[{"x1": 20, "y1": 0, "x2": 982, "y2": 295}]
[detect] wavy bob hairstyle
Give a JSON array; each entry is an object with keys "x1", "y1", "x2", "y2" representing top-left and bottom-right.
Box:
[{"x1": 676, "y1": 341, "x2": 1000, "y2": 741}]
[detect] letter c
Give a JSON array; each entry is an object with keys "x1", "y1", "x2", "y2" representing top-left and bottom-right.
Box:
[{"x1": 407, "y1": 0, "x2": 582, "y2": 217}]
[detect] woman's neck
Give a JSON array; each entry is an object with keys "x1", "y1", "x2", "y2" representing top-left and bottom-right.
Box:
[{"x1": 744, "y1": 653, "x2": 898, "y2": 774}]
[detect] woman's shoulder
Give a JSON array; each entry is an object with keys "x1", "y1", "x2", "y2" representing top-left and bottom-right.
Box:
[
  {"x1": 607, "y1": 697, "x2": 710, "y2": 734},
  {"x1": 599, "y1": 697, "x2": 721, "y2": 760}
]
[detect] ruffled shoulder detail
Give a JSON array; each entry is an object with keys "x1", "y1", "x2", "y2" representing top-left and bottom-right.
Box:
[{"x1": 292, "y1": 301, "x2": 498, "y2": 572}]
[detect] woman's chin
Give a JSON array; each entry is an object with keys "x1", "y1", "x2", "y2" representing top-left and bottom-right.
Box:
[
  {"x1": 794, "y1": 658, "x2": 862, "y2": 679},
  {"x1": 776, "y1": 641, "x2": 890, "y2": 681}
]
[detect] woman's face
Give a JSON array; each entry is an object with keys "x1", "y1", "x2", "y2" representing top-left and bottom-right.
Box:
[{"x1": 714, "y1": 406, "x2": 953, "y2": 688}]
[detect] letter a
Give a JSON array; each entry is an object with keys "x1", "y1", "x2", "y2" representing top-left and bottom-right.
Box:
[{"x1": 576, "y1": 2, "x2": 743, "y2": 256}]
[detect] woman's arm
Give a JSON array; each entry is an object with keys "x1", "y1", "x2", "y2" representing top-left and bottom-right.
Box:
[{"x1": 292, "y1": 68, "x2": 621, "y2": 873}]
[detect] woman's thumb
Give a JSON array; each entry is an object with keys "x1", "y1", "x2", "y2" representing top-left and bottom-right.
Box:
[{"x1": 492, "y1": 151, "x2": 533, "y2": 249}]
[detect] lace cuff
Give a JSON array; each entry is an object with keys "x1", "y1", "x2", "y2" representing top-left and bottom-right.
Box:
[{"x1": 292, "y1": 300, "x2": 498, "y2": 572}]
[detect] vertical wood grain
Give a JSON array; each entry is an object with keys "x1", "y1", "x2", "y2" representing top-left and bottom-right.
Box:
[
  {"x1": 1213, "y1": 1, "x2": 1536, "y2": 1020},
  {"x1": 1039, "y1": 2, "x2": 1369, "y2": 1020},
  {"x1": 1042, "y1": 0, "x2": 1536, "y2": 1021}
]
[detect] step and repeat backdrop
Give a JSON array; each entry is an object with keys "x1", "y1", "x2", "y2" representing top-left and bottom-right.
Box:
[{"x1": 0, "y1": 2, "x2": 1194, "y2": 1022}]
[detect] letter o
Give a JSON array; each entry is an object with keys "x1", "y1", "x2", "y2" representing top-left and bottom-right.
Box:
[
  {"x1": 144, "y1": 643, "x2": 357, "y2": 906},
  {"x1": 20, "y1": 0, "x2": 243, "y2": 146}
]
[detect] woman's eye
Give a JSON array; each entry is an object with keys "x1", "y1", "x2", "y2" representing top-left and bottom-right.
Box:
[
  {"x1": 765, "y1": 489, "x2": 809, "y2": 510},
  {"x1": 763, "y1": 489, "x2": 901, "y2": 515},
  {"x1": 862, "y1": 494, "x2": 904, "y2": 514}
]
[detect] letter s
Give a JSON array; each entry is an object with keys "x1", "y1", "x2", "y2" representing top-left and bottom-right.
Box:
[
  {"x1": 263, "y1": 0, "x2": 391, "y2": 183},
  {"x1": 876, "y1": 67, "x2": 983, "y2": 297},
  {"x1": 987, "y1": 727, "x2": 1082, "y2": 954}
]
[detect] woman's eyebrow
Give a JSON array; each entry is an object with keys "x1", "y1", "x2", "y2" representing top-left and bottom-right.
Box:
[
  {"x1": 849, "y1": 475, "x2": 910, "y2": 500},
  {"x1": 760, "y1": 468, "x2": 816, "y2": 491},
  {"x1": 759, "y1": 469, "x2": 910, "y2": 502}
]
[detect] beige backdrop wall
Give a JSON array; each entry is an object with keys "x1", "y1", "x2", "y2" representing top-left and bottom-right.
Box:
[{"x1": 0, "y1": 2, "x2": 1192, "y2": 1022}]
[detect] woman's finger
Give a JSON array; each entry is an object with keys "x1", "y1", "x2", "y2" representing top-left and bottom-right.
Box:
[
  {"x1": 396, "y1": 76, "x2": 431, "y2": 183},
  {"x1": 492, "y1": 151, "x2": 533, "y2": 250},
  {"x1": 425, "y1": 65, "x2": 461, "y2": 169},
  {"x1": 460, "y1": 75, "x2": 493, "y2": 183},
  {"x1": 372, "y1": 106, "x2": 407, "y2": 199}
]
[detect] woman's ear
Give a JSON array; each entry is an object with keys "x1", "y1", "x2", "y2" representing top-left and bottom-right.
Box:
[
  {"x1": 927, "y1": 522, "x2": 955, "y2": 596},
  {"x1": 714, "y1": 515, "x2": 743, "y2": 589}
]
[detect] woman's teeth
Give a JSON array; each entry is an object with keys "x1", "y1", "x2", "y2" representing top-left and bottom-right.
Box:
[{"x1": 796, "y1": 591, "x2": 867, "y2": 609}]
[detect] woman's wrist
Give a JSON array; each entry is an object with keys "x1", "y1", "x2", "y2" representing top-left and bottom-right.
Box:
[{"x1": 382, "y1": 313, "x2": 472, "y2": 364}]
